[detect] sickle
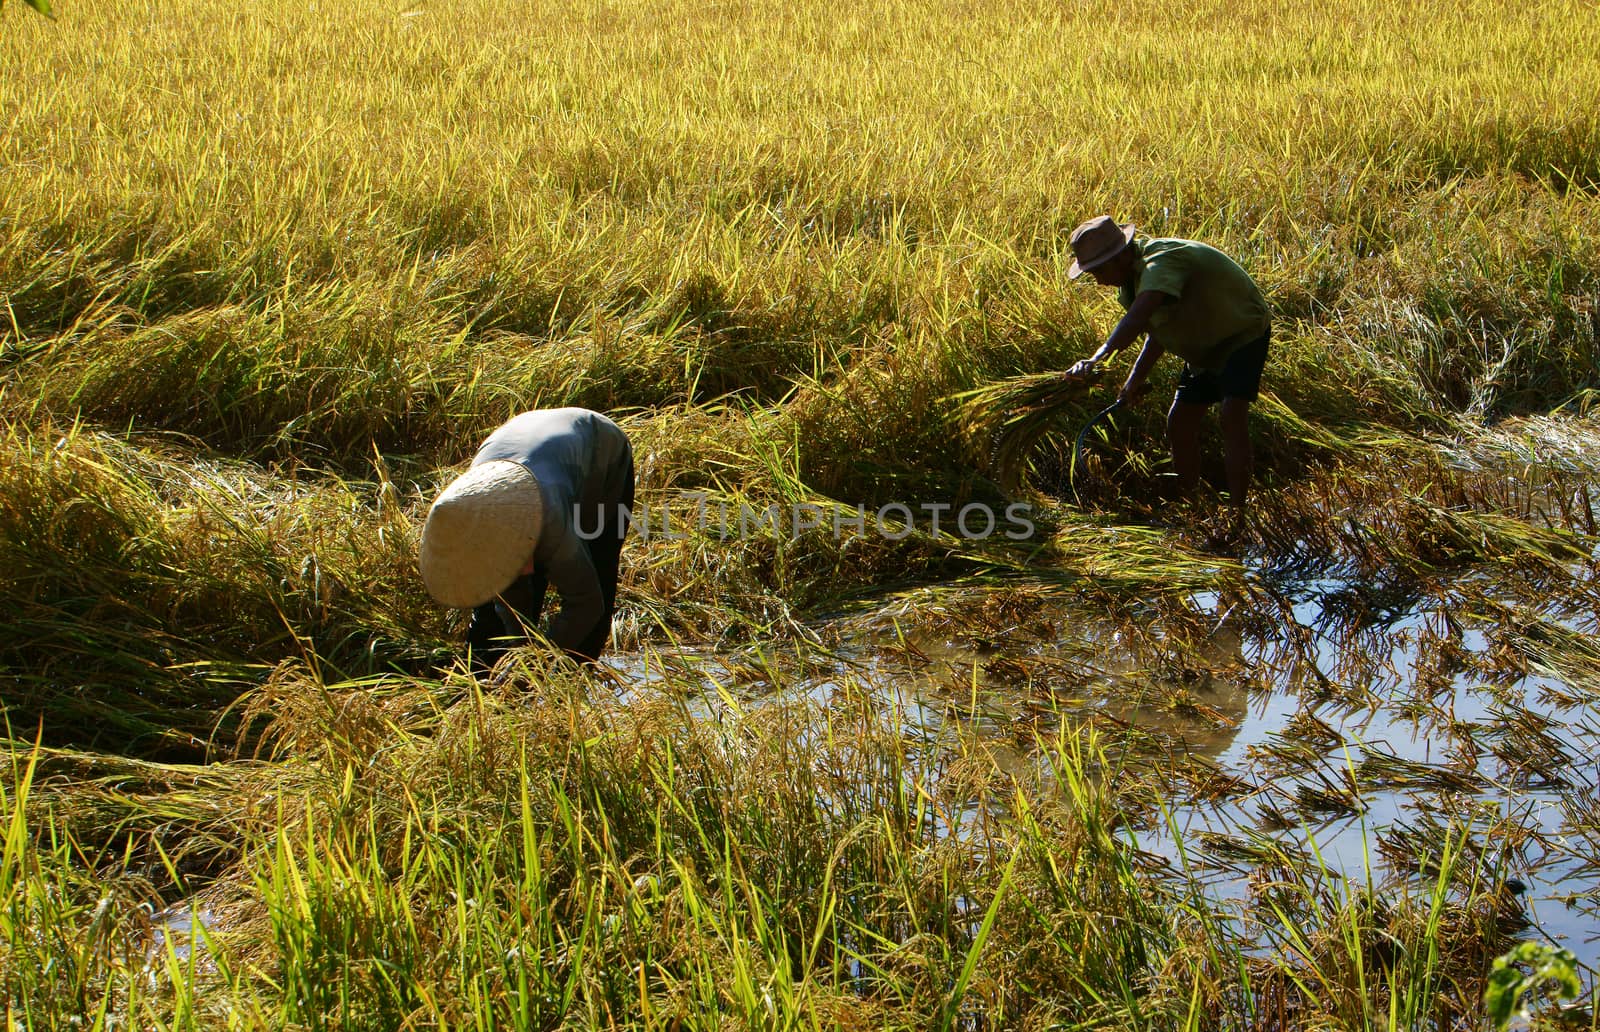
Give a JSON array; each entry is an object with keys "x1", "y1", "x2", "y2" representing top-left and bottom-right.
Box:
[{"x1": 1067, "y1": 399, "x2": 1123, "y2": 498}]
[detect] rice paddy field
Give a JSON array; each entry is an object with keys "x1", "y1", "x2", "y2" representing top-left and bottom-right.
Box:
[{"x1": 4, "y1": 0, "x2": 1600, "y2": 1026}]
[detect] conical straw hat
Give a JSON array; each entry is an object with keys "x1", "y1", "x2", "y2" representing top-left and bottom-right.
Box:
[{"x1": 418, "y1": 460, "x2": 544, "y2": 608}]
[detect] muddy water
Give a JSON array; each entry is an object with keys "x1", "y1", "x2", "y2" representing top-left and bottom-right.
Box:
[{"x1": 607, "y1": 560, "x2": 1600, "y2": 972}]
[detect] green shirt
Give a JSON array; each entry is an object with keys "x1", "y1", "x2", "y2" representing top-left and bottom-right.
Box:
[{"x1": 1118, "y1": 237, "x2": 1270, "y2": 370}]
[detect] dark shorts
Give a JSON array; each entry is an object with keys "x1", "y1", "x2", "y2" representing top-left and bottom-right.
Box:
[{"x1": 1174, "y1": 331, "x2": 1270, "y2": 406}]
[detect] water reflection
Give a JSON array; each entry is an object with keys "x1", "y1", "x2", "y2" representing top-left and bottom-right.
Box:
[
  {"x1": 603, "y1": 561, "x2": 1600, "y2": 969},
  {"x1": 149, "y1": 905, "x2": 217, "y2": 964}
]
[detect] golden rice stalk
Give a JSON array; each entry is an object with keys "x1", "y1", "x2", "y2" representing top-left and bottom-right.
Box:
[{"x1": 947, "y1": 370, "x2": 1099, "y2": 492}]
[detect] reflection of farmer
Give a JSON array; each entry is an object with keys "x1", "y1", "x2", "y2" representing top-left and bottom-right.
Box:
[
  {"x1": 419, "y1": 408, "x2": 634, "y2": 667},
  {"x1": 1065, "y1": 216, "x2": 1271, "y2": 518}
]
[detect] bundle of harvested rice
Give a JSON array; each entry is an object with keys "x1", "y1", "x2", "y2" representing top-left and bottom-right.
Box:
[{"x1": 948, "y1": 370, "x2": 1099, "y2": 491}]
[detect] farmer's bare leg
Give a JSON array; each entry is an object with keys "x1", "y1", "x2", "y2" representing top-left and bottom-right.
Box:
[
  {"x1": 1166, "y1": 399, "x2": 1208, "y2": 493},
  {"x1": 1219, "y1": 396, "x2": 1253, "y2": 508}
]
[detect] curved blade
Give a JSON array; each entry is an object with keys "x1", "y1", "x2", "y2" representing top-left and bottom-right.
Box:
[{"x1": 1067, "y1": 400, "x2": 1122, "y2": 498}]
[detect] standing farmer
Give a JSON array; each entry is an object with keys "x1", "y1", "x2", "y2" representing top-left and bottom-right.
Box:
[
  {"x1": 419, "y1": 408, "x2": 634, "y2": 667},
  {"x1": 1065, "y1": 216, "x2": 1271, "y2": 519}
]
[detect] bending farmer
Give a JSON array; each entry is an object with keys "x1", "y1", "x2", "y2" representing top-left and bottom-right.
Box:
[
  {"x1": 1066, "y1": 216, "x2": 1271, "y2": 514},
  {"x1": 419, "y1": 408, "x2": 635, "y2": 667}
]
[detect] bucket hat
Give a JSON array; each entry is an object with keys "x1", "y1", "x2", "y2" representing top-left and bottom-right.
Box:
[
  {"x1": 418, "y1": 460, "x2": 544, "y2": 609},
  {"x1": 1067, "y1": 215, "x2": 1137, "y2": 279}
]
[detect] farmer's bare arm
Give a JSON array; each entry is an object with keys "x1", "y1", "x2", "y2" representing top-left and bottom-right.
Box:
[
  {"x1": 1066, "y1": 291, "x2": 1167, "y2": 376},
  {"x1": 1118, "y1": 338, "x2": 1165, "y2": 404}
]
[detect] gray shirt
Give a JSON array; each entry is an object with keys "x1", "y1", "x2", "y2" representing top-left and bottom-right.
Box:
[{"x1": 472, "y1": 408, "x2": 632, "y2": 650}]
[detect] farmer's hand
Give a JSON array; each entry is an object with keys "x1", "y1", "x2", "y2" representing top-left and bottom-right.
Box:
[
  {"x1": 1065, "y1": 358, "x2": 1099, "y2": 378},
  {"x1": 1117, "y1": 378, "x2": 1151, "y2": 406}
]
